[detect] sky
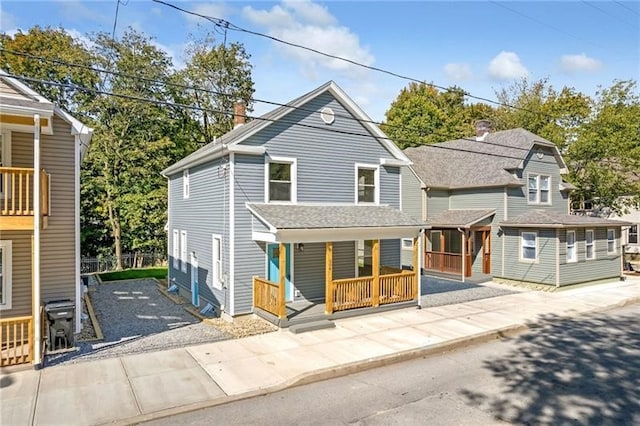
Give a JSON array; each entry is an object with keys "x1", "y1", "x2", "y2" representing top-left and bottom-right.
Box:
[{"x1": 1, "y1": 0, "x2": 639, "y2": 122}]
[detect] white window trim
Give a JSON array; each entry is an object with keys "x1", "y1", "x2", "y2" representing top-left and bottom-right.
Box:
[
  {"x1": 607, "y1": 228, "x2": 616, "y2": 254},
  {"x1": 183, "y1": 169, "x2": 190, "y2": 199},
  {"x1": 520, "y1": 231, "x2": 538, "y2": 263},
  {"x1": 527, "y1": 173, "x2": 552, "y2": 206},
  {"x1": 0, "y1": 240, "x2": 12, "y2": 310},
  {"x1": 566, "y1": 230, "x2": 577, "y2": 263},
  {"x1": 180, "y1": 230, "x2": 188, "y2": 272},
  {"x1": 172, "y1": 230, "x2": 180, "y2": 269},
  {"x1": 355, "y1": 163, "x2": 380, "y2": 205},
  {"x1": 212, "y1": 234, "x2": 223, "y2": 290},
  {"x1": 585, "y1": 229, "x2": 595, "y2": 260},
  {"x1": 0, "y1": 131, "x2": 11, "y2": 198},
  {"x1": 401, "y1": 238, "x2": 413, "y2": 250},
  {"x1": 265, "y1": 156, "x2": 297, "y2": 204}
]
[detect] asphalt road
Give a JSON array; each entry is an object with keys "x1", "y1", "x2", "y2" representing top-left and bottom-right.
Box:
[{"x1": 145, "y1": 304, "x2": 640, "y2": 426}]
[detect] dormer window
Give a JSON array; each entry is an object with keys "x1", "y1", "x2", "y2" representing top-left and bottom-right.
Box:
[
  {"x1": 266, "y1": 156, "x2": 297, "y2": 203},
  {"x1": 355, "y1": 164, "x2": 379, "y2": 204},
  {"x1": 528, "y1": 174, "x2": 550, "y2": 205}
]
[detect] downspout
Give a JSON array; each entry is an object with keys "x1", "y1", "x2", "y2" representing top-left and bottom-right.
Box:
[
  {"x1": 457, "y1": 227, "x2": 465, "y2": 283},
  {"x1": 417, "y1": 229, "x2": 424, "y2": 309},
  {"x1": 33, "y1": 114, "x2": 41, "y2": 367}
]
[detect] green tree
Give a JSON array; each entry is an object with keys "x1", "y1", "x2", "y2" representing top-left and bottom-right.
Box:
[
  {"x1": 382, "y1": 82, "x2": 493, "y2": 148},
  {"x1": 179, "y1": 35, "x2": 255, "y2": 143},
  {"x1": 0, "y1": 26, "x2": 98, "y2": 114},
  {"x1": 567, "y1": 80, "x2": 640, "y2": 214}
]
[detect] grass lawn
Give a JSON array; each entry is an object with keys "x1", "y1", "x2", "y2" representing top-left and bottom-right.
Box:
[{"x1": 99, "y1": 267, "x2": 168, "y2": 282}]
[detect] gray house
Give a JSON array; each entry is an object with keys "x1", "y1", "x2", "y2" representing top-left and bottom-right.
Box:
[
  {"x1": 163, "y1": 82, "x2": 424, "y2": 326},
  {"x1": 402, "y1": 125, "x2": 629, "y2": 287}
]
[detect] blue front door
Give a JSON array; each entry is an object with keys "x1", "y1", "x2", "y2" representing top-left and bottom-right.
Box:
[{"x1": 267, "y1": 244, "x2": 292, "y2": 301}]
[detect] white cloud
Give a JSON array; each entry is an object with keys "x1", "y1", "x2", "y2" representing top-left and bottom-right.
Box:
[
  {"x1": 242, "y1": 1, "x2": 374, "y2": 79},
  {"x1": 488, "y1": 51, "x2": 529, "y2": 81},
  {"x1": 560, "y1": 53, "x2": 602, "y2": 73},
  {"x1": 444, "y1": 63, "x2": 472, "y2": 81},
  {"x1": 54, "y1": 0, "x2": 109, "y2": 25},
  {"x1": 63, "y1": 28, "x2": 94, "y2": 49}
]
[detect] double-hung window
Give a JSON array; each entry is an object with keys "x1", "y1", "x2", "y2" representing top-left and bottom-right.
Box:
[
  {"x1": 607, "y1": 229, "x2": 616, "y2": 254},
  {"x1": 566, "y1": 230, "x2": 576, "y2": 263},
  {"x1": 585, "y1": 229, "x2": 595, "y2": 260},
  {"x1": 172, "y1": 230, "x2": 180, "y2": 269},
  {"x1": 180, "y1": 230, "x2": 188, "y2": 272},
  {"x1": 356, "y1": 164, "x2": 379, "y2": 204},
  {"x1": 212, "y1": 235, "x2": 223, "y2": 290},
  {"x1": 528, "y1": 174, "x2": 551, "y2": 204},
  {"x1": 266, "y1": 157, "x2": 296, "y2": 203},
  {"x1": 0, "y1": 132, "x2": 11, "y2": 197},
  {"x1": 0, "y1": 240, "x2": 12, "y2": 310},
  {"x1": 183, "y1": 169, "x2": 190, "y2": 199},
  {"x1": 629, "y1": 225, "x2": 638, "y2": 244},
  {"x1": 521, "y1": 231, "x2": 537, "y2": 261}
]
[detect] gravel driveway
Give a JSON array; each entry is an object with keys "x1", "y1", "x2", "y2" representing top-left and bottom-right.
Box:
[
  {"x1": 420, "y1": 275, "x2": 517, "y2": 308},
  {"x1": 46, "y1": 278, "x2": 229, "y2": 366}
]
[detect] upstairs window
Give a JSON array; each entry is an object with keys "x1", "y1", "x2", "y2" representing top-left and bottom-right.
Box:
[
  {"x1": 566, "y1": 230, "x2": 576, "y2": 263},
  {"x1": 528, "y1": 174, "x2": 551, "y2": 205},
  {"x1": 356, "y1": 164, "x2": 379, "y2": 204},
  {"x1": 607, "y1": 229, "x2": 616, "y2": 254},
  {"x1": 266, "y1": 157, "x2": 296, "y2": 203},
  {"x1": 629, "y1": 225, "x2": 638, "y2": 244},
  {"x1": 183, "y1": 169, "x2": 190, "y2": 199},
  {"x1": 585, "y1": 229, "x2": 595, "y2": 260},
  {"x1": 0, "y1": 132, "x2": 11, "y2": 197}
]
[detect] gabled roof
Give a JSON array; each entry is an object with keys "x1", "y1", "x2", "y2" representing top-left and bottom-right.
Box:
[
  {"x1": 500, "y1": 210, "x2": 632, "y2": 228},
  {"x1": 162, "y1": 81, "x2": 409, "y2": 176},
  {"x1": 425, "y1": 209, "x2": 496, "y2": 229},
  {"x1": 405, "y1": 128, "x2": 567, "y2": 190},
  {"x1": 246, "y1": 203, "x2": 425, "y2": 243}
]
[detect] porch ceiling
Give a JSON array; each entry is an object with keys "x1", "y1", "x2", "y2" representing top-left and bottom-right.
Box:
[
  {"x1": 426, "y1": 209, "x2": 496, "y2": 229},
  {"x1": 246, "y1": 203, "x2": 425, "y2": 243}
]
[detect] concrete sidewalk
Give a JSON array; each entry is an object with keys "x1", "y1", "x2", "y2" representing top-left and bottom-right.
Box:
[{"x1": 2, "y1": 277, "x2": 639, "y2": 426}]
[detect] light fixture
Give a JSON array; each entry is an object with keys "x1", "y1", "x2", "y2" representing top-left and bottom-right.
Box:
[{"x1": 296, "y1": 243, "x2": 305, "y2": 252}]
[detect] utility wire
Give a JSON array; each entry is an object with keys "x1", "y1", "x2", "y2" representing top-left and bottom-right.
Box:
[
  {"x1": 5, "y1": 72, "x2": 551, "y2": 164},
  {"x1": 151, "y1": 0, "x2": 558, "y2": 118},
  {"x1": 614, "y1": 0, "x2": 640, "y2": 17},
  {"x1": 581, "y1": 1, "x2": 638, "y2": 29}
]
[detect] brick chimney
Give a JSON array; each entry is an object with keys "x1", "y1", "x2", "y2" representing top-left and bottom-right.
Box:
[
  {"x1": 233, "y1": 100, "x2": 246, "y2": 128},
  {"x1": 475, "y1": 119, "x2": 492, "y2": 141}
]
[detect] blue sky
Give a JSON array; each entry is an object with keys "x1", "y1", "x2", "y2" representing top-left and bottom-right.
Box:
[{"x1": 1, "y1": 1, "x2": 639, "y2": 122}]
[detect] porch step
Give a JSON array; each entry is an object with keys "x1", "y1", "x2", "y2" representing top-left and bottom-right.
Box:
[{"x1": 288, "y1": 320, "x2": 335, "y2": 334}]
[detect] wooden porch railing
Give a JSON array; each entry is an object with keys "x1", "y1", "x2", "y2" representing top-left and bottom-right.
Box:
[
  {"x1": 424, "y1": 251, "x2": 472, "y2": 277},
  {"x1": 332, "y1": 276, "x2": 373, "y2": 312},
  {"x1": 0, "y1": 167, "x2": 50, "y2": 226},
  {"x1": 0, "y1": 316, "x2": 34, "y2": 367},
  {"x1": 253, "y1": 277, "x2": 281, "y2": 317},
  {"x1": 380, "y1": 271, "x2": 416, "y2": 304}
]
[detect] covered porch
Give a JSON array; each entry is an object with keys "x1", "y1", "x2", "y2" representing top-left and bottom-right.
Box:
[
  {"x1": 424, "y1": 209, "x2": 495, "y2": 282},
  {"x1": 246, "y1": 203, "x2": 425, "y2": 326}
]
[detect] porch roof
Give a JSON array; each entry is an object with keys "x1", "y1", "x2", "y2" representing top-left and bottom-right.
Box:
[
  {"x1": 246, "y1": 203, "x2": 426, "y2": 243},
  {"x1": 500, "y1": 210, "x2": 633, "y2": 228},
  {"x1": 425, "y1": 209, "x2": 496, "y2": 229}
]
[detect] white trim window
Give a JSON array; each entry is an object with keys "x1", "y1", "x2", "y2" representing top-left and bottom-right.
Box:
[
  {"x1": 356, "y1": 240, "x2": 373, "y2": 277},
  {"x1": 355, "y1": 164, "x2": 379, "y2": 204},
  {"x1": 0, "y1": 132, "x2": 11, "y2": 197},
  {"x1": 212, "y1": 234, "x2": 223, "y2": 290},
  {"x1": 585, "y1": 229, "x2": 595, "y2": 260},
  {"x1": 266, "y1": 156, "x2": 297, "y2": 203},
  {"x1": 180, "y1": 230, "x2": 188, "y2": 272},
  {"x1": 566, "y1": 230, "x2": 577, "y2": 263},
  {"x1": 629, "y1": 225, "x2": 638, "y2": 245},
  {"x1": 183, "y1": 169, "x2": 190, "y2": 199},
  {"x1": 527, "y1": 174, "x2": 551, "y2": 205},
  {"x1": 0, "y1": 240, "x2": 12, "y2": 310},
  {"x1": 172, "y1": 230, "x2": 180, "y2": 269},
  {"x1": 401, "y1": 238, "x2": 413, "y2": 250},
  {"x1": 520, "y1": 231, "x2": 537, "y2": 262},
  {"x1": 607, "y1": 228, "x2": 616, "y2": 254}
]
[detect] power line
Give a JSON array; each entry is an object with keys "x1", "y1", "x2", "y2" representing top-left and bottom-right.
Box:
[
  {"x1": 581, "y1": 1, "x2": 638, "y2": 29},
  {"x1": 5, "y1": 72, "x2": 549, "y2": 165},
  {"x1": 151, "y1": 0, "x2": 557, "y2": 118},
  {"x1": 614, "y1": 0, "x2": 640, "y2": 17}
]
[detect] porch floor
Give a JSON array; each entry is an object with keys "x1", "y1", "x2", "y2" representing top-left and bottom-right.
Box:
[{"x1": 423, "y1": 270, "x2": 493, "y2": 285}]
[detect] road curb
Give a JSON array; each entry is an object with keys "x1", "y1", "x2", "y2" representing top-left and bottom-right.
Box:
[{"x1": 102, "y1": 297, "x2": 640, "y2": 425}]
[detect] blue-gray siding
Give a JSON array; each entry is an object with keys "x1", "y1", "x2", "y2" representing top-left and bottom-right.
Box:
[
  {"x1": 558, "y1": 227, "x2": 621, "y2": 285},
  {"x1": 426, "y1": 189, "x2": 449, "y2": 217},
  {"x1": 500, "y1": 228, "x2": 557, "y2": 285},
  {"x1": 401, "y1": 168, "x2": 422, "y2": 268}
]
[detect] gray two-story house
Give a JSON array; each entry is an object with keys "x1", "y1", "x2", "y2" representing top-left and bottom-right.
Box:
[
  {"x1": 402, "y1": 125, "x2": 629, "y2": 287},
  {"x1": 163, "y1": 82, "x2": 424, "y2": 326}
]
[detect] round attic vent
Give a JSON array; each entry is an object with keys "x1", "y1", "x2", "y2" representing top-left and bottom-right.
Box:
[{"x1": 320, "y1": 107, "x2": 335, "y2": 124}]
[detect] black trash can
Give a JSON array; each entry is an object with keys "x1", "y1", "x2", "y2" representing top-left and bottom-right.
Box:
[{"x1": 44, "y1": 300, "x2": 75, "y2": 351}]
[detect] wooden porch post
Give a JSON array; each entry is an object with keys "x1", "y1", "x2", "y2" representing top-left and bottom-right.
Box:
[
  {"x1": 413, "y1": 236, "x2": 419, "y2": 299},
  {"x1": 440, "y1": 232, "x2": 445, "y2": 272},
  {"x1": 325, "y1": 242, "x2": 333, "y2": 314},
  {"x1": 461, "y1": 231, "x2": 465, "y2": 283},
  {"x1": 372, "y1": 239, "x2": 380, "y2": 307},
  {"x1": 278, "y1": 242, "x2": 286, "y2": 319}
]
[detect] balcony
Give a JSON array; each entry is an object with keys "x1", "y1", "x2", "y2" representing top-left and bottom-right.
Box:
[{"x1": 0, "y1": 167, "x2": 49, "y2": 231}]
